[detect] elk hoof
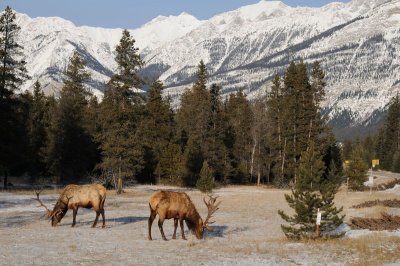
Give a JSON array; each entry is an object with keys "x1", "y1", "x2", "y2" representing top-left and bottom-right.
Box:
[
  {"x1": 182, "y1": 237, "x2": 187, "y2": 240},
  {"x1": 172, "y1": 236, "x2": 176, "y2": 240},
  {"x1": 102, "y1": 225, "x2": 106, "y2": 228},
  {"x1": 162, "y1": 238, "x2": 168, "y2": 241}
]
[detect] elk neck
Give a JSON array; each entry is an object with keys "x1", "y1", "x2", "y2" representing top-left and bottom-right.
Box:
[
  {"x1": 53, "y1": 195, "x2": 69, "y2": 214},
  {"x1": 185, "y1": 203, "x2": 202, "y2": 231}
]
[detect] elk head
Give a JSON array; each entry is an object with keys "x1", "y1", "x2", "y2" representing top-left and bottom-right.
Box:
[
  {"x1": 195, "y1": 195, "x2": 221, "y2": 239},
  {"x1": 35, "y1": 190, "x2": 71, "y2": 227}
]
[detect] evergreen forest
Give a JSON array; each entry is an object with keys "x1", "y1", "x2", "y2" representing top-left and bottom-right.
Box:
[{"x1": 1, "y1": 6, "x2": 345, "y2": 193}]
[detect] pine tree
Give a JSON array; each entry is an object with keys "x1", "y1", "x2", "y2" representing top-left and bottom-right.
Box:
[
  {"x1": 345, "y1": 148, "x2": 369, "y2": 191},
  {"x1": 85, "y1": 95, "x2": 101, "y2": 138},
  {"x1": 250, "y1": 96, "x2": 269, "y2": 185},
  {"x1": 196, "y1": 161, "x2": 215, "y2": 193},
  {"x1": 321, "y1": 129, "x2": 343, "y2": 186},
  {"x1": 176, "y1": 60, "x2": 212, "y2": 145},
  {"x1": 155, "y1": 142, "x2": 182, "y2": 184},
  {"x1": 225, "y1": 90, "x2": 253, "y2": 183},
  {"x1": 45, "y1": 51, "x2": 97, "y2": 181},
  {"x1": 0, "y1": 6, "x2": 29, "y2": 188},
  {"x1": 97, "y1": 30, "x2": 144, "y2": 194},
  {"x1": 310, "y1": 61, "x2": 326, "y2": 109},
  {"x1": 391, "y1": 151, "x2": 400, "y2": 173},
  {"x1": 267, "y1": 61, "x2": 330, "y2": 187},
  {"x1": 278, "y1": 143, "x2": 344, "y2": 240},
  {"x1": 296, "y1": 143, "x2": 325, "y2": 191},
  {"x1": 341, "y1": 139, "x2": 353, "y2": 161},
  {"x1": 182, "y1": 136, "x2": 204, "y2": 186},
  {"x1": 207, "y1": 83, "x2": 230, "y2": 182},
  {"x1": 111, "y1": 29, "x2": 143, "y2": 93},
  {"x1": 138, "y1": 80, "x2": 173, "y2": 183},
  {"x1": 26, "y1": 80, "x2": 51, "y2": 178},
  {"x1": 0, "y1": 6, "x2": 29, "y2": 98},
  {"x1": 267, "y1": 75, "x2": 287, "y2": 187},
  {"x1": 377, "y1": 95, "x2": 400, "y2": 170},
  {"x1": 175, "y1": 60, "x2": 212, "y2": 185}
]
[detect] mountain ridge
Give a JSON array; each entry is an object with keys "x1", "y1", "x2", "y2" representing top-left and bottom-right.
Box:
[{"x1": 5, "y1": 0, "x2": 400, "y2": 138}]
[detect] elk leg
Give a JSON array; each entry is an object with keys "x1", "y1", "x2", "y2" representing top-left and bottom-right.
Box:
[
  {"x1": 101, "y1": 208, "x2": 105, "y2": 228},
  {"x1": 179, "y1": 218, "x2": 186, "y2": 240},
  {"x1": 148, "y1": 210, "x2": 156, "y2": 240},
  {"x1": 92, "y1": 211, "x2": 100, "y2": 228},
  {"x1": 158, "y1": 218, "x2": 167, "y2": 241},
  {"x1": 72, "y1": 208, "x2": 78, "y2": 227},
  {"x1": 172, "y1": 218, "x2": 178, "y2": 239}
]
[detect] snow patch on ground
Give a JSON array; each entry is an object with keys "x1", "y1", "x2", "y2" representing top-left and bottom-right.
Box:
[
  {"x1": 385, "y1": 184, "x2": 400, "y2": 194},
  {"x1": 1, "y1": 185, "x2": 400, "y2": 265},
  {"x1": 346, "y1": 229, "x2": 400, "y2": 238}
]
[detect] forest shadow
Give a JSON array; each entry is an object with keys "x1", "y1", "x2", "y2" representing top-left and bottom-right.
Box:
[
  {"x1": 0, "y1": 212, "x2": 40, "y2": 229},
  {"x1": 138, "y1": 187, "x2": 194, "y2": 193},
  {"x1": 106, "y1": 216, "x2": 148, "y2": 225},
  {"x1": 205, "y1": 225, "x2": 228, "y2": 238},
  {"x1": 58, "y1": 215, "x2": 148, "y2": 227}
]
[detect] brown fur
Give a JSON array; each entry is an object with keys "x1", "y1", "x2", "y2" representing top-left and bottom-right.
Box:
[
  {"x1": 148, "y1": 191, "x2": 205, "y2": 240},
  {"x1": 50, "y1": 184, "x2": 107, "y2": 228}
]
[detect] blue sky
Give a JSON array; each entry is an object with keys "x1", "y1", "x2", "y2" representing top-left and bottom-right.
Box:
[{"x1": 1, "y1": 0, "x2": 351, "y2": 29}]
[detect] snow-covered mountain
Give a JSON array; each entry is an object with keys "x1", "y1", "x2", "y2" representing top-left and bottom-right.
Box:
[
  {"x1": 16, "y1": 11, "x2": 202, "y2": 98},
  {"x1": 11, "y1": 0, "x2": 400, "y2": 137}
]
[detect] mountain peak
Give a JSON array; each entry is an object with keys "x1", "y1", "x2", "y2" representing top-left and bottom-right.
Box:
[
  {"x1": 178, "y1": 11, "x2": 192, "y2": 17},
  {"x1": 224, "y1": 0, "x2": 289, "y2": 22},
  {"x1": 142, "y1": 12, "x2": 199, "y2": 28}
]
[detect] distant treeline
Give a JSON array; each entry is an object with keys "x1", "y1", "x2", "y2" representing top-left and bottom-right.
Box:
[
  {"x1": 342, "y1": 94, "x2": 400, "y2": 174},
  {"x1": 0, "y1": 6, "x2": 343, "y2": 192}
]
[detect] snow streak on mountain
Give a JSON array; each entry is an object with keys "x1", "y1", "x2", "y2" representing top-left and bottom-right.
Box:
[{"x1": 12, "y1": 0, "x2": 400, "y2": 136}]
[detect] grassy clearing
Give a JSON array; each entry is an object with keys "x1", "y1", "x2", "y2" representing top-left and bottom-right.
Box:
[{"x1": 1, "y1": 184, "x2": 400, "y2": 265}]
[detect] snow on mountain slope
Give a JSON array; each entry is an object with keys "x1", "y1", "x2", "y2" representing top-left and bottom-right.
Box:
[
  {"x1": 131, "y1": 12, "x2": 203, "y2": 54},
  {"x1": 146, "y1": 0, "x2": 363, "y2": 83},
  {"x1": 14, "y1": 11, "x2": 201, "y2": 96},
  {"x1": 147, "y1": 0, "x2": 399, "y2": 135},
  {"x1": 7, "y1": 0, "x2": 400, "y2": 136}
]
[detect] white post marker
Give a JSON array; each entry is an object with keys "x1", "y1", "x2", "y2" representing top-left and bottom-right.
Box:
[
  {"x1": 369, "y1": 170, "x2": 374, "y2": 195},
  {"x1": 316, "y1": 208, "x2": 321, "y2": 239},
  {"x1": 316, "y1": 208, "x2": 321, "y2": 225}
]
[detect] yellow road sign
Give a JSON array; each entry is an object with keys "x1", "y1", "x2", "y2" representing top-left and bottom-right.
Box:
[{"x1": 372, "y1": 159, "x2": 379, "y2": 166}]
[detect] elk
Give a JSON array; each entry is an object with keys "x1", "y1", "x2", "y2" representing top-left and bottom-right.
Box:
[
  {"x1": 148, "y1": 191, "x2": 220, "y2": 240},
  {"x1": 35, "y1": 184, "x2": 107, "y2": 228}
]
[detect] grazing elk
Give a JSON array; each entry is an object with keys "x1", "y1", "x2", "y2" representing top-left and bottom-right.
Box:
[
  {"x1": 148, "y1": 191, "x2": 220, "y2": 240},
  {"x1": 35, "y1": 184, "x2": 107, "y2": 228}
]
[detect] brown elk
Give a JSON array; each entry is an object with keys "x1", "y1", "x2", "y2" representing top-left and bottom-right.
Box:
[
  {"x1": 35, "y1": 184, "x2": 107, "y2": 228},
  {"x1": 148, "y1": 191, "x2": 220, "y2": 240}
]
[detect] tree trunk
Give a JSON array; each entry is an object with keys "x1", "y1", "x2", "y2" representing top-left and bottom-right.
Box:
[
  {"x1": 117, "y1": 159, "x2": 122, "y2": 194},
  {"x1": 117, "y1": 177, "x2": 123, "y2": 194},
  {"x1": 256, "y1": 140, "x2": 261, "y2": 186},
  {"x1": 281, "y1": 137, "x2": 287, "y2": 184},
  {"x1": 307, "y1": 119, "x2": 313, "y2": 151},
  {"x1": 250, "y1": 138, "x2": 257, "y2": 182},
  {"x1": 4, "y1": 171, "x2": 8, "y2": 190},
  {"x1": 293, "y1": 124, "x2": 297, "y2": 184}
]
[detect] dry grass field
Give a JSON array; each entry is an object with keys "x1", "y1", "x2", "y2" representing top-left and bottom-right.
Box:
[{"x1": 1, "y1": 176, "x2": 400, "y2": 265}]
